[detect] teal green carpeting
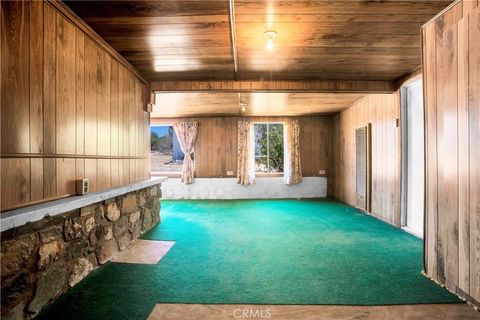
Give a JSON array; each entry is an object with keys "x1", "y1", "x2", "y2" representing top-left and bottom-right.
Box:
[{"x1": 38, "y1": 199, "x2": 460, "y2": 320}]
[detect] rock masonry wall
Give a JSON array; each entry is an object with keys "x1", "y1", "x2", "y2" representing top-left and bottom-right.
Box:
[{"x1": 1, "y1": 185, "x2": 162, "y2": 319}]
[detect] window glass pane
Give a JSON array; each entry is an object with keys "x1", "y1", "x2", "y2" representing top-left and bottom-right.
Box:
[
  {"x1": 255, "y1": 157, "x2": 268, "y2": 173},
  {"x1": 254, "y1": 124, "x2": 267, "y2": 156},
  {"x1": 268, "y1": 124, "x2": 284, "y2": 173},
  {"x1": 150, "y1": 126, "x2": 184, "y2": 172},
  {"x1": 254, "y1": 123, "x2": 284, "y2": 173}
]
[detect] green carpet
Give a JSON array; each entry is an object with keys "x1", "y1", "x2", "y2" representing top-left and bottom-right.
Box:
[{"x1": 37, "y1": 199, "x2": 460, "y2": 320}]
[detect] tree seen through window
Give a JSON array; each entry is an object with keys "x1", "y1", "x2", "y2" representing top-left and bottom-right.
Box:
[{"x1": 254, "y1": 123, "x2": 284, "y2": 173}]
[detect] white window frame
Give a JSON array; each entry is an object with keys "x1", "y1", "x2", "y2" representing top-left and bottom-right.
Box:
[
  {"x1": 252, "y1": 121, "x2": 285, "y2": 176},
  {"x1": 150, "y1": 123, "x2": 183, "y2": 178}
]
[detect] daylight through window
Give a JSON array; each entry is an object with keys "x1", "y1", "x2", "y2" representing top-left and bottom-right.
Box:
[
  {"x1": 150, "y1": 125, "x2": 185, "y2": 173},
  {"x1": 254, "y1": 123, "x2": 284, "y2": 173}
]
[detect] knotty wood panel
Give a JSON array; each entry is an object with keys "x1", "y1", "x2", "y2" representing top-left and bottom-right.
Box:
[
  {"x1": 151, "y1": 116, "x2": 333, "y2": 180},
  {"x1": 30, "y1": 0, "x2": 44, "y2": 154},
  {"x1": 422, "y1": 0, "x2": 480, "y2": 305},
  {"x1": 44, "y1": 3, "x2": 56, "y2": 155},
  {"x1": 56, "y1": 14, "x2": 77, "y2": 155},
  {"x1": 30, "y1": 158, "x2": 44, "y2": 202},
  {"x1": 331, "y1": 94, "x2": 401, "y2": 226},
  {"x1": 1, "y1": 1, "x2": 30, "y2": 154},
  {"x1": 0, "y1": 159, "x2": 31, "y2": 209},
  {"x1": 0, "y1": 1, "x2": 150, "y2": 212}
]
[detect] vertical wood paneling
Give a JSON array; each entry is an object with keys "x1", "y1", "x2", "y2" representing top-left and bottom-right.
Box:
[
  {"x1": 43, "y1": 158, "x2": 56, "y2": 199},
  {"x1": 121, "y1": 66, "x2": 130, "y2": 158},
  {"x1": 0, "y1": 1, "x2": 149, "y2": 212},
  {"x1": 1, "y1": 1, "x2": 30, "y2": 154},
  {"x1": 129, "y1": 74, "x2": 136, "y2": 158},
  {"x1": 424, "y1": 22, "x2": 438, "y2": 280},
  {"x1": 84, "y1": 38, "x2": 98, "y2": 156},
  {"x1": 110, "y1": 60, "x2": 119, "y2": 157},
  {"x1": 56, "y1": 158, "x2": 75, "y2": 196},
  {"x1": 436, "y1": 13, "x2": 459, "y2": 288},
  {"x1": 56, "y1": 15, "x2": 76, "y2": 155},
  {"x1": 110, "y1": 60, "x2": 120, "y2": 186},
  {"x1": 153, "y1": 116, "x2": 333, "y2": 179},
  {"x1": 30, "y1": 158, "x2": 44, "y2": 202},
  {"x1": 1, "y1": 159, "x2": 30, "y2": 209},
  {"x1": 30, "y1": 0, "x2": 43, "y2": 154},
  {"x1": 75, "y1": 158, "x2": 85, "y2": 183},
  {"x1": 111, "y1": 159, "x2": 119, "y2": 187},
  {"x1": 97, "y1": 50, "x2": 111, "y2": 156},
  {"x1": 76, "y1": 30, "x2": 85, "y2": 155},
  {"x1": 97, "y1": 159, "x2": 111, "y2": 190},
  {"x1": 84, "y1": 159, "x2": 97, "y2": 193},
  {"x1": 468, "y1": 8, "x2": 480, "y2": 303},
  {"x1": 423, "y1": 1, "x2": 480, "y2": 305},
  {"x1": 225, "y1": 117, "x2": 237, "y2": 176},
  {"x1": 144, "y1": 112, "x2": 151, "y2": 179},
  {"x1": 43, "y1": 4, "x2": 56, "y2": 155},
  {"x1": 122, "y1": 158, "x2": 130, "y2": 185},
  {"x1": 457, "y1": 15, "x2": 470, "y2": 294},
  {"x1": 332, "y1": 94, "x2": 401, "y2": 226}
]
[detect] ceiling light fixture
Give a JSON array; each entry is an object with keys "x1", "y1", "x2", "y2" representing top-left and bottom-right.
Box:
[{"x1": 263, "y1": 30, "x2": 277, "y2": 50}]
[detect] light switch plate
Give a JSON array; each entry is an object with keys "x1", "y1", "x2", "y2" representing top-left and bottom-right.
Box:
[{"x1": 318, "y1": 170, "x2": 326, "y2": 175}]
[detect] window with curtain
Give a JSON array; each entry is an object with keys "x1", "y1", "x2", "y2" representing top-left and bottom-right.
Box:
[
  {"x1": 150, "y1": 125, "x2": 185, "y2": 173},
  {"x1": 254, "y1": 123, "x2": 284, "y2": 173}
]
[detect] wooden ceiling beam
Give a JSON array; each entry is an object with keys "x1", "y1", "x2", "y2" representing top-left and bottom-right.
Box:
[
  {"x1": 150, "y1": 80, "x2": 396, "y2": 93},
  {"x1": 228, "y1": 0, "x2": 239, "y2": 79}
]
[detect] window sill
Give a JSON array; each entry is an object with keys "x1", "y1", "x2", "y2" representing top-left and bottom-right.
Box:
[
  {"x1": 152, "y1": 172, "x2": 182, "y2": 178},
  {"x1": 255, "y1": 173, "x2": 284, "y2": 177}
]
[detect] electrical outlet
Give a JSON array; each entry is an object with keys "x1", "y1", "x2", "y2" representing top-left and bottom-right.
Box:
[
  {"x1": 318, "y1": 170, "x2": 326, "y2": 175},
  {"x1": 76, "y1": 179, "x2": 89, "y2": 195},
  {"x1": 227, "y1": 170, "x2": 234, "y2": 176}
]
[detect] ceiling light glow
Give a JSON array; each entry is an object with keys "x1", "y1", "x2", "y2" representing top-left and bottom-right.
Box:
[{"x1": 263, "y1": 30, "x2": 277, "y2": 50}]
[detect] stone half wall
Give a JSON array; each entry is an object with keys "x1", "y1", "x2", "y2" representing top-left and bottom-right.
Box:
[{"x1": 1, "y1": 185, "x2": 162, "y2": 320}]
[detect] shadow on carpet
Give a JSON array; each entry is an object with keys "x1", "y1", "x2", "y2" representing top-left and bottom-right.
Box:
[{"x1": 37, "y1": 199, "x2": 460, "y2": 320}]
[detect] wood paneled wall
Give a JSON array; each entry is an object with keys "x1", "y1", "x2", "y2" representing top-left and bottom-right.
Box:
[
  {"x1": 151, "y1": 116, "x2": 333, "y2": 187},
  {"x1": 331, "y1": 94, "x2": 401, "y2": 226},
  {"x1": 422, "y1": 0, "x2": 479, "y2": 305},
  {"x1": 1, "y1": 1, "x2": 150, "y2": 212}
]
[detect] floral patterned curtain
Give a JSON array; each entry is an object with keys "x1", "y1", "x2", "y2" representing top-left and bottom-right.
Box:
[
  {"x1": 173, "y1": 121, "x2": 198, "y2": 184},
  {"x1": 284, "y1": 119, "x2": 302, "y2": 184},
  {"x1": 237, "y1": 121, "x2": 255, "y2": 185}
]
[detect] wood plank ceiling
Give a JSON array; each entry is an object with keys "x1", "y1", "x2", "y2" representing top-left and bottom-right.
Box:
[
  {"x1": 151, "y1": 92, "x2": 366, "y2": 117},
  {"x1": 64, "y1": 0, "x2": 453, "y2": 82}
]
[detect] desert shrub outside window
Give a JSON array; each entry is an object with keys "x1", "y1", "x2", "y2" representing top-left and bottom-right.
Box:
[{"x1": 150, "y1": 125, "x2": 186, "y2": 173}]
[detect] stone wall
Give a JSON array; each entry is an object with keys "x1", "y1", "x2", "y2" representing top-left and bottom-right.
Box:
[{"x1": 1, "y1": 185, "x2": 162, "y2": 320}]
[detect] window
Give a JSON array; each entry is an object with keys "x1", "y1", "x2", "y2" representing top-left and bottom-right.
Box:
[
  {"x1": 150, "y1": 125, "x2": 184, "y2": 173},
  {"x1": 254, "y1": 123, "x2": 284, "y2": 173}
]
